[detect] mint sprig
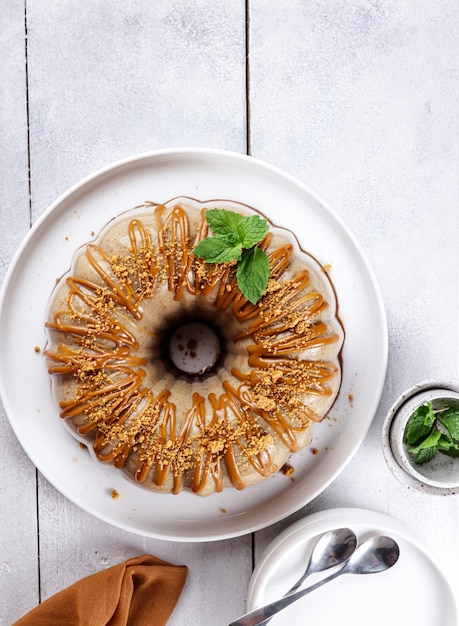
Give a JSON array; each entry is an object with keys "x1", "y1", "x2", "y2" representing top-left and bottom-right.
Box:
[
  {"x1": 193, "y1": 208, "x2": 270, "y2": 304},
  {"x1": 404, "y1": 401, "x2": 459, "y2": 464}
]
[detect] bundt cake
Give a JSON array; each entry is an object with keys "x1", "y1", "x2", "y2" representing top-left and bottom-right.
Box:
[{"x1": 44, "y1": 197, "x2": 344, "y2": 496}]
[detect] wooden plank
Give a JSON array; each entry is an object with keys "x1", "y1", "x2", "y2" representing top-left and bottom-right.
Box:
[
  {"x1": 249, "y1": 0, "x2": 459, "y2": 593},
  {"x1": 26, "y1": 1, "x2": 252, "y2": 623},
  {"x1": 37, "y1": 481, "x2": 253, "y2": 624},
  {"x1": 0, "y1": 0, "x2": 40, "y2": 623},
  {"x1": 26, "y1": 0, "x2": 248, "y2": 217}
]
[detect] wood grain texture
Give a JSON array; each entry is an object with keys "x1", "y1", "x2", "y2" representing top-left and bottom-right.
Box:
[
  {"x1": 36, "y1": 475, "x2": 253, "y2": 625},
  {"x1": 0, "y1": 0, "x2": 40, "y2": 623},
  {"x1": 26, "y1": 0, "x2": 248, "y2": 217},
  {"x1": 249, "y1": 0, "x2": 459, "y2": 590},
  {"x1": 1, "y1": 1, "x2": 459, "y2": 624},
  {"x1": 23, "y1": 1, "x2": 252, "y2": 625}
]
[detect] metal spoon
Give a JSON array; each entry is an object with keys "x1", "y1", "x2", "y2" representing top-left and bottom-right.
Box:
[
  {"x1": 286, "y1": 527, "x2": 357, "y2": 594},
  {"x1": 261, "y1": 527, "x2": 357, "y2": 626},
  {"x1": 229, "y1": 535, "x2": 400, "y2": 626}
]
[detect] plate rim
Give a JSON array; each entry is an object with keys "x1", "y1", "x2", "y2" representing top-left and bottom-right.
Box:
[{"x1": 0, "y1": 148, "x2": 388, "y2": 541}]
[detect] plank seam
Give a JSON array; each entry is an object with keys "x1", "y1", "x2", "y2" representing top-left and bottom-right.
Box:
[
  {"x1": 23, "y1": 0, "x2": 32, "y2": 228},
  {"x1": 24, "y1": 0, "x2": 41, "y2": 603},
  {"x1": 245, "y1": 0, "x2": 251, "y2": 156}
]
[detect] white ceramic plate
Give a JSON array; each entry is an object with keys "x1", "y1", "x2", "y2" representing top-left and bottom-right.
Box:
[
  {"x1": 0, "y1": 149, "x2": 387, "y2": 541},
  {"x1": 246, "y1": 508, "x2": 458, "y2": 625}
]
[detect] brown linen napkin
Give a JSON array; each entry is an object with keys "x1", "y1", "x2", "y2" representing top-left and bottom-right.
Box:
[{"x1": 13, "y1": 554, "x2": 188, "y2": 626}]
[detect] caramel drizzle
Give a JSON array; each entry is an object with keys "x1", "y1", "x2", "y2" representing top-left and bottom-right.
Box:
[
  {"x1": 127, "y1": 219, "x2": 161, "y2": 299},
  {"x1": 155, "y1": 204, "x2": 190, "y2": 300},
  {"x1": 47, "y1": 276, "x2": 139, "y2": 350},
  {"x1": 45, "y1": 344, "x2": 145, "y2": 376},
  {"x1": 45, "y1": 203, "x2": 341, "y2": 494}
]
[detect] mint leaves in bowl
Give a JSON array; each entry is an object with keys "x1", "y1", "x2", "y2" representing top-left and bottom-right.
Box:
[
  {"x1": 387, "y1": 388, "x2": 459, "y2": 492},
  {"x1": 404, "y1": 396, "x2": 459, "y2": 465}
]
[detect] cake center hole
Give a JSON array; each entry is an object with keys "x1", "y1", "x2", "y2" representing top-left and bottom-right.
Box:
[{"x1": 168, "y1": 322, "x2": 221, "y2": 375}]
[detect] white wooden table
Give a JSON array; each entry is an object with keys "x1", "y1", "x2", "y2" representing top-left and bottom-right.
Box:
[{"x1": 1, "y1": 2, "x2": 458, "y2": 624}]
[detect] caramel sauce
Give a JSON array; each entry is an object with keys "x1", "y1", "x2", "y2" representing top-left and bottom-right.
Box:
[{"x1": 45, "y1": 203, "x2": 341, "y2": 494}]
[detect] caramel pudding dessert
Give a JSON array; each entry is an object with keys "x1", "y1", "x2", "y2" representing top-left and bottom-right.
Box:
[{"x1": 45, "y1": 197, "x2": 343, "y2": 495}]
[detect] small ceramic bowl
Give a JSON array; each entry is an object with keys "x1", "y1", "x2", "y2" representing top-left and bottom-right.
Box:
[{"x1": 382, "y1": 380, "x2": 459, "y2": 495}]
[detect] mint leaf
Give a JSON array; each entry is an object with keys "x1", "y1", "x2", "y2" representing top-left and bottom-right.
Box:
[
  {"x1": 218, "y1": 231, "x2": 240, "y2": 246},
  {"x1": 237, "y1": 246, "x2": 270, "y2": 305},
  {"x1": 407, "y1": 428, "x2": 441, "y2": 464},
  {"x1": 192, "y1": 208, "x2": 272, "y2": 304},
  {"x1": 206, "y1": 208, "x2": 243, "y2": 237},
  {"x1": 439, "y1": 409, "x2": 459, "y2": 440},
  {"x1": 422, "y1": 402, "x2": 436, "y2": 427},
  {"x1": 408, "y1": 427, "x2": 441, "y2": 455},
  {"x1": 237, "y1": 215, "x2": 269, "y2": 249},
  {"x1": 414, "y1": 446, "x2": 439, "y2": 464},
  {"x1": 404, "y1": 402, "x2": 436, "y2": 446},
  {"x1": 437, "y1": 434, "x2": 459, "y2": 458},
  {"x1": 193, "y1": 237, "x2": 242, "y2": 263}
]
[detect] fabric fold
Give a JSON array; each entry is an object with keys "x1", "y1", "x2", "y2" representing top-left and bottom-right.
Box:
[{"x1": 13, "y1": 554, "x2": 188, "y2": 626}]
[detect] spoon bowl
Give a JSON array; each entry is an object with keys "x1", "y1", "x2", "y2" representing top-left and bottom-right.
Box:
[
  {"x1": 288, "y1": 527, "x2": 357, "y2": 593},
  {"x1": 339, "y1": 535, "x2": 400, "y2": 576}
]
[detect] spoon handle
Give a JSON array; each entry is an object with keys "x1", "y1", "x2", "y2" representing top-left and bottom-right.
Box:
[
  {"x1": 259, "y1": 571, "x2": 311, "y2": 626},
  {"x1": 228, "y1": 568, "x2": 344, "y2": 626}
]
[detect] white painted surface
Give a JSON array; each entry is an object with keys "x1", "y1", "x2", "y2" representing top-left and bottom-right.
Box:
[
  {"x1": 1, "y1": 1, "x2": 458, "y2": 624},
  {"x1": 0, "y1": 0, "x2": 39, "y2": 623}
]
